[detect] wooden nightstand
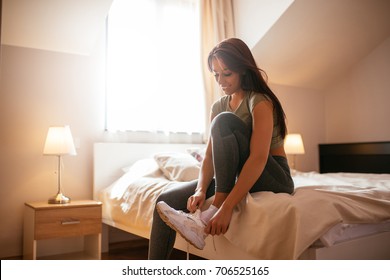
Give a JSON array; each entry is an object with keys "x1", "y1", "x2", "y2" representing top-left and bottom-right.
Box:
[{"x1": 23, "y1": 200, "x2": 102, "y2": 260}]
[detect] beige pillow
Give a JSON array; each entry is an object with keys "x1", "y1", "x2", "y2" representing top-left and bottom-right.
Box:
[
  {"x1": 154, "y1": 152, "x2": 200, "y2": 181},
  {"x1": 121, "y1": 158, "x2": 161, "y2": 177}
]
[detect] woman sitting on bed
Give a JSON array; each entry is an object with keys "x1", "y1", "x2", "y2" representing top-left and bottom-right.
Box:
[{"x1": 149, "y1": 38, "x2": 294, "y2": 259}]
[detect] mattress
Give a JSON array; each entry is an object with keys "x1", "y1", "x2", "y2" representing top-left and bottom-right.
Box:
[{"x1": 319, "y1": 219, "x2": 390, "y2": 247}]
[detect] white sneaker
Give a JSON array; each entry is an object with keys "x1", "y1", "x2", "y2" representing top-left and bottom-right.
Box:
[{"x1": 156, "y1": 201, "x2": 207, "y2": 250}]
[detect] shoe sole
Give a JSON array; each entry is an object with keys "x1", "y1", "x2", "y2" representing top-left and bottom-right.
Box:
[{"x1": 156, "y1": 205, "x2": 204, "y2": 250}]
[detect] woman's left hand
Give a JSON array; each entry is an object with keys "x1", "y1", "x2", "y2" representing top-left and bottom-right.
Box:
[{"x1": 205, "y1": 206, "x2": 233, "y2": 236}]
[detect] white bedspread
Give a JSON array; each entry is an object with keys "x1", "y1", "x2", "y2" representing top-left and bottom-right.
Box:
[
  {"x1": 99, "y1": 169, "x2": 173, "y2": 233},
  {"x1": 99, "y1": 170, "x2": 390, "y2": 259}
]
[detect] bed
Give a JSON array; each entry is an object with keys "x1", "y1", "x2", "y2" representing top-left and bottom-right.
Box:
[{"x1": 93, "y1": 141, "x2": 390, "y2": 260}]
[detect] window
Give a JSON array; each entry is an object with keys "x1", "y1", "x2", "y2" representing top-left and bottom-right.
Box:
[{"x1": 106, "y1": 0, "x2": 205, "y2": 134}]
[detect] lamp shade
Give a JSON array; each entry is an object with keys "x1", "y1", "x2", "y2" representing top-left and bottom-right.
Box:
[
  {"x1": 43, "y1": 126, "x2": 77, "y2": 156},
  {"x1": 284, "y1": 133, "x2": 305, "y2": 154}
]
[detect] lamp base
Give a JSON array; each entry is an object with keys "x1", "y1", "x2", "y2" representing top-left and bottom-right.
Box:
[{"x1": 48, "y1": 193, "x2": 71, "y2": 204}]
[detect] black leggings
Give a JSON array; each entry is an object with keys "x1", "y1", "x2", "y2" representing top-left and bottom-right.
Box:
[{"x1": 211, "y1": 112, "x2": 294, "y2": 194}]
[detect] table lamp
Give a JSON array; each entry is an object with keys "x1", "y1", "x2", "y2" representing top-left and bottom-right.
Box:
[
  {"x1": 43, "y1": 125, "x2": 77, "y2": 204},
  {"x1": 285, "y1": 133, "x2": 305, "y2": 170}
]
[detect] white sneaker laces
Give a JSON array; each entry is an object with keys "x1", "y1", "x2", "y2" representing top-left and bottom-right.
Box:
[{"x1": 185, "y1": 235, "x2": 217, "y2": 260}]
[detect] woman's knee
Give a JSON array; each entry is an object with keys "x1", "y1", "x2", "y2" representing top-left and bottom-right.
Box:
[
  {"x1": 156, "y1": 192, "x2": 169, "y2": 203},
  {"x1": 211, "y1": 112, "x2": 236, "y2": 128},
  {"x1": 211, "y1": 112, "x2": 242, "y2": 137}
]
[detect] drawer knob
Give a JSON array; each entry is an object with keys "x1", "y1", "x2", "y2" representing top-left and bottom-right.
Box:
[{"x1": 61, "y1": 219, "x2": 80, "y2": 225}]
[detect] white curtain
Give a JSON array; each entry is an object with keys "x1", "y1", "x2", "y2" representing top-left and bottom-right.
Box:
[{"x1": 200, "y1": 0, "x2": 236, "y2": 137}]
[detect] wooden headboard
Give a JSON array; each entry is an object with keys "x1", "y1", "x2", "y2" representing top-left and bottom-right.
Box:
[{"x1": 319, "y1": 141, "x2": 390, "y2": 174}]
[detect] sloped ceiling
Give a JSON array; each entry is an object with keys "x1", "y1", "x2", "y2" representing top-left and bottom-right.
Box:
[
  {"x1": 2, "y1": 0, "x2": 390, "y2": 90},
  {"x1": 233, "y1": 0, "x2": 294, "y2": 50},
  {"x1": 252, "y1": 0, "x2": 390, "y2": 90},
  {"x1": 1, "y1": 0, "x2": 113, "y2": 55}
]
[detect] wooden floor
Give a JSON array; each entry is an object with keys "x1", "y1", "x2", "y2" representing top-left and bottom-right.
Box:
[{"x1": 102, "y1": 238, "x2": 204, "y2": 260}]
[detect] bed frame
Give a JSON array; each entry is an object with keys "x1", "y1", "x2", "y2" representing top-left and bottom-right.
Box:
[{"x1": 93, "y1": 141, "x2": 390, "y2": 259}]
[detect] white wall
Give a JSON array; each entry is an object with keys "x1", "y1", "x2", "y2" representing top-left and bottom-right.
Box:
[
  {"x1": 266, "y1": 37, "x2": 390, "y2": 171},
  {"x1": 324, "y1": 36, "x2": 390, "y2": 143},
  {"x1": 0, "y1": 32, "x2": 106, "y2": 258},
  {"x1": 270, "y1": 84, "x2": 325, "y2": 172}
]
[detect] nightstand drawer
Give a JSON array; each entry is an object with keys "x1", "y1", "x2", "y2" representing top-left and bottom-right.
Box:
[{"x1": 34, "y1": 206, "x2": 101, "y2": 240}]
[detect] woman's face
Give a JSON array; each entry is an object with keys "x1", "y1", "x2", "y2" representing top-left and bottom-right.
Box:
[{"x1": 211, "y1": 57, "x2": 241, "y2": 96}]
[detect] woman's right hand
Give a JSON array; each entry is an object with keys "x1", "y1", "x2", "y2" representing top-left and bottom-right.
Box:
[{"x1": 187, "y1": 190, "x2": 206, "y2": 212}]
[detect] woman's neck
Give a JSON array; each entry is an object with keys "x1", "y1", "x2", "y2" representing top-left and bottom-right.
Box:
[{"x1": 229, "y1": 90, "x2": 245, "y2": 111}]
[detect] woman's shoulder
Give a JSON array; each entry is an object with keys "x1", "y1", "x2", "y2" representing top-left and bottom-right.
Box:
[
  {"x1": 246, "y1": 91, "x2": 270, "y2": 111},
  {"x1": 247, "y1": 91, "x2": 268, "y2": 100},
  {"x1": 216, "y1": 95, "x2": 230, "y2": 103},
  {"x1": 212, "y1": 95, "x2": 230, "y2": 113}
]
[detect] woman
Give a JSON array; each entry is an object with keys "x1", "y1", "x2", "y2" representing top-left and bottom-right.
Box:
[{"x1": 148, "y1": 38, "x2": 294, "y2": 259}]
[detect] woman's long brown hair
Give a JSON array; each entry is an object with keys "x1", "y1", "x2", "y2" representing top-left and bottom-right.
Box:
[{"x1": 207, "y1": 38, "x2": 287, "y2": 139}]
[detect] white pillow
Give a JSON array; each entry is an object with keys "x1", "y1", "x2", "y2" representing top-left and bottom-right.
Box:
[
  {"x1": 154, "y1": 152, "x2": 200, "y2": 181},
  {"x1": 122, "y1": 158, "x2": 161, "y2": 177}
]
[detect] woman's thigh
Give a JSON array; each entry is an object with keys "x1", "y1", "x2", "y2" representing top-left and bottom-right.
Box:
[{"x1": 250, "y1": 156, "x2": 294, "y2": 194}]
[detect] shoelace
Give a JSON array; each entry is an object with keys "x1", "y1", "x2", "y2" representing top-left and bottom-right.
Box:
[
  {"x1": 185, "y1": 236, "x2": 217, "y2": 260},
  {"x1": 182, "y1": 209, "x2": 217, "y2": 260},
  {"x1": 212, "y1": 235, "x2": 217, "y2": 252},
  {"x1": 178, "y1": 210, "x2": 201, "y2": 224}
]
